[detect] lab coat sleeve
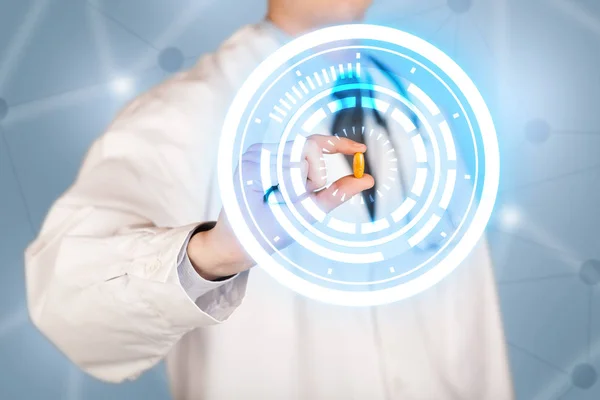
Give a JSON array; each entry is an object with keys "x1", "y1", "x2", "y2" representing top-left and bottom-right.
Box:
[{"x1": 24, "y1": 23, "x2": 281, "y2": 383}]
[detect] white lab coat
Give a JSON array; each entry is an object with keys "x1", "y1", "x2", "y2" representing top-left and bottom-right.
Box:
[{"x1": 25, "y1": 23, "x2": 514, "y2": 399}]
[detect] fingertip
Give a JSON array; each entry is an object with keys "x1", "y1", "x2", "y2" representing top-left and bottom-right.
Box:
[
  {"x1": 341, "y1": 174, "x2": 375, "y2": 197},
  {"x1": 363, "y1": 174, "x2": 375, "y2": 189}
]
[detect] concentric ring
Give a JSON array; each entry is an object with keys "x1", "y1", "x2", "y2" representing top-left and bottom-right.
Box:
[{"x1": 218, "y1": 24, "x2": 499, "y2": 306}]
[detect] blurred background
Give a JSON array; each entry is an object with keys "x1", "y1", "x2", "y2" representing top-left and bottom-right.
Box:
[{"x1": 0, "y1": 0, "x2": 599, "y2": 399}]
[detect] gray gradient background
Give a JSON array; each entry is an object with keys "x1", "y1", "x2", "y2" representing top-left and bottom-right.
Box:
[{"x1": 0, "y1": 0, "x2": 599, "y2": 399}]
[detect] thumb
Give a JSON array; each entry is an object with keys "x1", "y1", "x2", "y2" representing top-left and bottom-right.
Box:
[{"x1": 312, "y1": 174, "x2": 375, "y2": 213}]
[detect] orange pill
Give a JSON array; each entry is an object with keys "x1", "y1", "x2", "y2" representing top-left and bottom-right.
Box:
[{"x1": 353, "y1": 152, "x2": 365, "y2": 178}]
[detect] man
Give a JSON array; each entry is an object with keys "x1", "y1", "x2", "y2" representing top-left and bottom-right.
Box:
[{"x1": 25, "y1": 0, "x2": 514, "y2": 398}]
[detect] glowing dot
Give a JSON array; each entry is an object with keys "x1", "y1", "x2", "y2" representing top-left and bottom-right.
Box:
[
  {"x1": 447, "y1": 0, "x2": 472, "y2": 13},
  {"x1": 572, "y1": 364, "x2": 597, "y2": 389},
  {"x1": 110, "y1": 77, "x2": 134, "y2": 95},
  {"x1": 327, "y1": 268, "x2": 332, "y2": 275},
  {"x1": 274, "y1": 236, "x2": 280, "y2": 243},
  {"x1": 389, "y1": 267, "x2": 395, "y2": 273},
  {"x1": 158, "y1": 47, "x2": 184, "y2": 73},
  {"x1": 498, "y1": 206, "x2": 520, "y2": 230},
  {"x1": 0, "y1": 98, "x2": 8, "y2": 120},
  {"x1": 255, "y1": 118, "x2": 261, "y2": 124},
  {"x1": 296, "y1": 70, "x2": 302, "y2": 76},
  {"x1": 525, "y1": 119, "x2": 551, "y2": 143},
  {"x1": 580, "y1": 259, "x2": 600, "y2": 285}
]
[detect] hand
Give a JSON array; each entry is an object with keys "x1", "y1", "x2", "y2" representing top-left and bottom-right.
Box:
[
  {"x1": 267, "y1": 0, "x2": 373, "y2": 36},
  {"x1": 187, "y1": 135, "x2": 374, "y2": 280}
]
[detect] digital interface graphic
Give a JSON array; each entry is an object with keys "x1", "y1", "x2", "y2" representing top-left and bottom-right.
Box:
[{"x1": 219, "y1": 24, "x2": 499, "y2": 306}]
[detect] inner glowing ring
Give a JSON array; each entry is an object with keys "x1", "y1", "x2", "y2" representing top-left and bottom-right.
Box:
[{"x1": 276, "y1": 83, "x2": 442, "y2": 248}]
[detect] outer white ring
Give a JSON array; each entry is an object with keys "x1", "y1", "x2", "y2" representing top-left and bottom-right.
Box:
[{"x1": 218, "y1": 24, "x2": 499, "y2": 306}]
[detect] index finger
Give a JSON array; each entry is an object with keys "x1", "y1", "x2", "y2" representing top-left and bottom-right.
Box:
[{"x1": 308, "y1": 134, "x2": 367, "y2": 156}]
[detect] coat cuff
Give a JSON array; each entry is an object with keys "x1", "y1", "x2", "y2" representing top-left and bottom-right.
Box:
[{"x1": 176, "y1": 222, "x2": 248, "y2": 322}]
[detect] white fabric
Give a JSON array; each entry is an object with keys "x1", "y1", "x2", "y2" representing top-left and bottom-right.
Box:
[{"x1": 25, "y1": 22, "x2": 514, "y2": 399}]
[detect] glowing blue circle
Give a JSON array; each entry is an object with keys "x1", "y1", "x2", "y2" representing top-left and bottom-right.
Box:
[{"x1": 218, "y1": 24, "x2": 500, "y2": 306}]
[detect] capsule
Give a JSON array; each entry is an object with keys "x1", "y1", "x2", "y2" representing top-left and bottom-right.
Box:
[{"x1": 353, "y1": 152, "x2": 365, "y2": 179}]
